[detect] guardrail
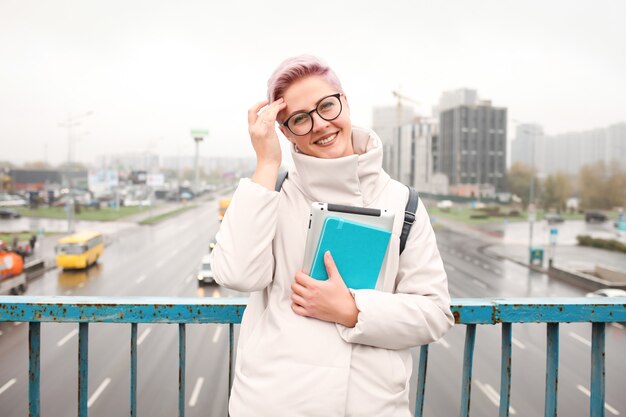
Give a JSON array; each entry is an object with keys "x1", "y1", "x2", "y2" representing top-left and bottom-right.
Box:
[{"x1": 0, "y1": 296, "x2": 624, "y2": 417}]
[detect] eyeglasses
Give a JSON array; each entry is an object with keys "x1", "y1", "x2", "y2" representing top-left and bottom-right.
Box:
[{"x1": 282, "y1": 93, "x2": 343, "y2": 136}]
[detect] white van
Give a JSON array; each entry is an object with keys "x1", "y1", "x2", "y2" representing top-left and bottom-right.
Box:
[{"x1": 197, "y1": 254, "x2": 214, "y2": 286}]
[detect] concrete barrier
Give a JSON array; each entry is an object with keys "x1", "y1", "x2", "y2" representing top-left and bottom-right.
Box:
[
  {"x1": 595, "y1": 265, "x2": 626, "y2": 284},
  {"x1": 548, "y1": 263, "x2": 626, "y2": 291}
]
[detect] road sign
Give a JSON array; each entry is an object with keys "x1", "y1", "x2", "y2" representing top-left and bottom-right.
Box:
[{"x1": 549, "y1": 228, "x2": 558, "y2": 246}]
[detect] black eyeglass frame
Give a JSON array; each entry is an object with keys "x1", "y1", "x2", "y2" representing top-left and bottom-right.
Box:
[{"x1": 281, "y1": 93, "x2": 343, "y2": 136}]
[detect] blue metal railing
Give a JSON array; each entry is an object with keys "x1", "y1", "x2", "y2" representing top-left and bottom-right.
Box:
[{"x1": 1, "y1": 296, "x2": 625, "y2": 417}]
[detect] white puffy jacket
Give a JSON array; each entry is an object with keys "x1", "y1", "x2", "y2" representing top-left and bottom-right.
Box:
[{"x1": 212, "y1": 126, "x2": 454, "y2": 417}]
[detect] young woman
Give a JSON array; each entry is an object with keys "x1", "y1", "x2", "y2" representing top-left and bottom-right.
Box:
[{"x1": 212, "y1": 55, "x2": 454, "y2": 417}]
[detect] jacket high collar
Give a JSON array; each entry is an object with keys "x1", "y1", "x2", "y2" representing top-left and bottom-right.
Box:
[{"x1": 289, "y1": 126, "x2": 391, "y2": 207}]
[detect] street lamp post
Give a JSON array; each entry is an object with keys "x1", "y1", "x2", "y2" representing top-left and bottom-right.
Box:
[
  {"x1": 190, "y1": 129, "x2": 209, "y2": 194},
  {"x1": 59, "y1": 111, "x2": 94, "y2": 232}
]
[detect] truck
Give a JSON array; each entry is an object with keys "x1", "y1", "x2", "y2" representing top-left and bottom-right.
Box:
[
  {"x1": 218, "y1": 198, "x2": 231, "y2": 221},
  {"x1": 0, "y1": 243, "x2": 27, "y2": 295}
]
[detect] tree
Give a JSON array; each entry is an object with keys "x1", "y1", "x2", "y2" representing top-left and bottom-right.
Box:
[
  {"x1": 540, "y1": 172, "x2": 573, "y2": 211},
  {"x1": 579, "y1": 160, "x2": 626, "y2": 209},
  {"x1": 22, "y1": 161, "x2": 52, "y2": 169},
  {"x1": 507, "y1": 162, "x2": 535, "y2": 207}
]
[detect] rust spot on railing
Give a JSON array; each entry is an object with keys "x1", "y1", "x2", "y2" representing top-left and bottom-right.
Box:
[{"x1": 453, "y1": 311, "x2": 460, "y2": 324}]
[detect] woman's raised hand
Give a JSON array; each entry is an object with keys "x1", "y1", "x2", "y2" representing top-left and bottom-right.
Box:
[{"x1": 248, "y1": 98, "x2": 286, "y2": 169}]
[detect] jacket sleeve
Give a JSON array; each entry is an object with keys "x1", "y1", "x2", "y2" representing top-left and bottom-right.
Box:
[
  {"x1": 211, "y1": 179, "x2": 280, "y2": 292},
  {"x1": 335, "y1": 199, "x2": 454, "y2": 350}
]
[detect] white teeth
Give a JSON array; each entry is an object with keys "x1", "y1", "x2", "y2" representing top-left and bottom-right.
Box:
[{"x1": 316, "y1": 134, "x2": 336, "y2": 145}]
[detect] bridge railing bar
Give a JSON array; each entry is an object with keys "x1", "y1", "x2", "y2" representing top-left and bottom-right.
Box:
[
  {"x1": 1, "y1": 296, "x2": 624, "y2": 417},
  {"x1": 545, "y1": 323, "x2": 559, "y2": 417},
  {"x1": 499, "y1": 322, "x2": 512, "y2": 417}
]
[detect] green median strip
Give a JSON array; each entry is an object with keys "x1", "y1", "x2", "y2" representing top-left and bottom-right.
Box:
[
  {"x1": 139, "y1": 206, "x2": 196, "y2": 225},
  {"x1": 15, "y1": 206, "x2": 149, "y2": 221}
]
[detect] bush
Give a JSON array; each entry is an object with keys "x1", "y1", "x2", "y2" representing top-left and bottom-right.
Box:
[{"x1": 576, "y1": 235, "x2": 626, "y2": 253}]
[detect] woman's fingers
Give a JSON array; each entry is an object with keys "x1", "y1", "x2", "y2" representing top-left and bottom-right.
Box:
[
  {"x1": 249, "y1": 98, "x2": 285, "y2": 128},
  {"x1": 248, "y1": 100, "x2": 269, "y2": 125},
  {"x1": 291, "y1": 293, "x2": 307, "y2": 308},
  {"x1": 261, "y1": 98, "x2": 286, "y2": 125}
]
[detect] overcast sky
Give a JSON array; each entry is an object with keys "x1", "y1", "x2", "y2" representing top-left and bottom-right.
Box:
[{"x1": 1, "y1": 0, "x2": 625, "y2": 166}]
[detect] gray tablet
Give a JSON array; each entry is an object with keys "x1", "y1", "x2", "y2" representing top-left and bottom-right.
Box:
[{"x1": 302, "y1": 202, "x2": 395, "y2": 276}]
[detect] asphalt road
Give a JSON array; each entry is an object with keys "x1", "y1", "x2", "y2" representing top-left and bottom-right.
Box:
[{"x1": 0, "y1": 204, "x2": 624, "y2": 417}]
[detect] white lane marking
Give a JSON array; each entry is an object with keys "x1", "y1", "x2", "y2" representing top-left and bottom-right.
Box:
[
  {"x1": 511, "y1": 337, "x2": 526, "y2": 350},
  {"x1": 569, "y1": 332, "x2": 592, "y2": 347},
  {"x1": 464, "y1": 256, "x2": 471, "y2": 261},
  {"x1": 445, "y1": 265, "x2": 456, "y2": 272},
  {"x1": 57, "y1": 328, "x2": 79, "y2": 347},
  {"x1": 156, "y1": 258, "x2": 167, "y2": 268},
  {"x1": 473, "y1": 260, "x2": 480, "y2": 265},
  {"x1": 188, "y1": 377, "x2": 204, "y2": 407},
  {"x1": 435, "y1": 338, "x2": 450, "y2": 349},
  {"x1": 87, "y1": 377, "x2": 111, "y2": 408},
  {"x1": 13, "y1": 322, "x2": 22, "y2": 327},
  {"x1": 471, "y1": 279, "x2": 488, "y2": 289},
  {"x1": 576, "y1": 384, "x2": 620, "y2": 415},
  {"x1": 136, "y1": 274, "x2": 146, "y2": 284},
  {"x1": 185, "y1": 274, "x2": 193, "y2": 284},
  {"x1": 172, "y1": 248, "x2": 180, "y2": 256},
  {"x1": 475, "y1": 380, "x2": 517, "y2": 414},
  {"x1": 482, "y1": 263, "x2": 490, "y2": 269},
  {"x1": 0, "y1": 330, "x2": 3, "y2": 336},
  {"x1": 494, "y1": 269, "x2": 502, "y2": 274},
  {"x1": 65, "y1": 290, "x2": 73, "y2": 295},
  {"x1": 0, "y1": 378, "x2": 17, "y2": 396},
  {"x1": 137, "y1": 327, "x2": 152, "y2": 346},
  {"x1": 612, "y1": 323, "x2": 624, "y2": 330},
  {"x1": 212, "y1": 326, "x2": 222, "y2": 344}
]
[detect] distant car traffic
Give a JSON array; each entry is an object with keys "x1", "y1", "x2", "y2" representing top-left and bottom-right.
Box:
[
  {"x1": 197, "y1": 254, "x2": 214, "y2": 286},
  {"x1": 0, "y1": 193, "x2": 27, "y2": 207},
  {"x1": 585, "y1": 288, "x2": 626, "y2": 298},
  {"x1": 0, "y1": 208, "x2": 21, "y2": 219},
  {"x1": 436, "y1": 200, "x2": 453, "y2": 210},
  {"x1": 585, "y1": 211, "x2": 608, "y2": 223},
  {"x1": 544, "y1": 213, "x2": 564, "y2": 224}
]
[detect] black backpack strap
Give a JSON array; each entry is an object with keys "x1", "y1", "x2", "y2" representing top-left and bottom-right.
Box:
[
  {"x1": 275, "y1": 170, "x2": 289, "y2": 192},
  {"x1": 400, "y1": 185, "x2": 419, "y2": 255}
]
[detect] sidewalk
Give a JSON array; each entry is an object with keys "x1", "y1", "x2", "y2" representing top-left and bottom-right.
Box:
[{"x1": 433, "y1": 216, "x2": 626, "y2": 274}]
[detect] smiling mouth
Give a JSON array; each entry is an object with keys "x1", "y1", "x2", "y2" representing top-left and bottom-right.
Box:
[{"x1": 313, "y1": 133, "x2": 337, "y2": 145}]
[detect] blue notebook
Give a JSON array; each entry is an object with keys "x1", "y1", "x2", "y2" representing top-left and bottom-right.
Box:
[{"x1": 310, "y1": 216, "x2": 392, "y2": 290}]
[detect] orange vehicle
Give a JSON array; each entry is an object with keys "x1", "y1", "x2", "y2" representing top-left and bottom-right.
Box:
[
  {"x1": 218, "y1": 198, "x2": 231, "y2": 221},
  {"x1": 0, "y1": 242, "x2": 27, "y2": 295}
]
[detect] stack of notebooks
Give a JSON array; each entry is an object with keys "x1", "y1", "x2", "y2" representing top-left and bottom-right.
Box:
[{"x1": 302, "y1": 203, "x2": 395, "y2": 290}]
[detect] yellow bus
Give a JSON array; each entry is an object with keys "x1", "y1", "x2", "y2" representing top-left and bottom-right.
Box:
[
  {"x1": 218, "y1": 198, "x2": 231, "y2": 221},
  {"x1": 55, "y1": 231, "x2": 104, "y2": 270}
]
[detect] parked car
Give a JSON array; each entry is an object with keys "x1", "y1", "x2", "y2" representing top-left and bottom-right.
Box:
[
  {"x1": 544, "y1": 213, "x2": 564, "y2": 224},
  {"x1": 0, "y1": 208, "x2": 21, "y2": 219},
  {"x1": 436, "y1": 200, "x2": 453, "y2": 210},
  {"x1": 197, "y1": 254, "x2": 214, "y2": 286},
  {"x1": 585, "y1": 211, "x2": 608, "y2": 223},
  {"x1": 585, "y1": 288, "x2": 626, "y2": 298},
  {"x1": 0, "y1": 193, "x2": 27, "y2": 207}
]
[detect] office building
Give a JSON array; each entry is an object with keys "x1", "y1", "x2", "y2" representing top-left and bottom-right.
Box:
[
  {"x1": 438, "y1": 99, "x2": 507, "y2": 194},
  {"x1": 512, "y1": 122, "x2": 626, "y2": 175},
  {"x1": 511, "y1": 123, "x2": 543, "y2": 168}
]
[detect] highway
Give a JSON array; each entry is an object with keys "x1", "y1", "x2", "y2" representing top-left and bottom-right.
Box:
[{"x1": 0, "y1": 201, "x2": 624, "y2": 416}]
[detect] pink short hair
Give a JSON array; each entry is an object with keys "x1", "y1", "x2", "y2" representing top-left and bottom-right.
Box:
[{"x1": 267, "y1": 55, "x2": 344, "y2": 103}]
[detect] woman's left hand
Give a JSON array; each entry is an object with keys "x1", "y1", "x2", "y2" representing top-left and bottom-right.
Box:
[{"x1": 291, "y1": 251, "x2": 358, "y2": 327}]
